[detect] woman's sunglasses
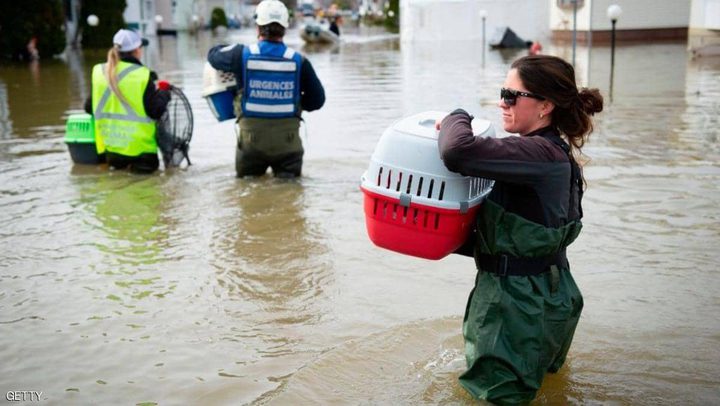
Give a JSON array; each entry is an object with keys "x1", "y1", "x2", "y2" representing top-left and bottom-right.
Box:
[{"x1": 500, "y1": 87, "x2": 546, "y2": 106}]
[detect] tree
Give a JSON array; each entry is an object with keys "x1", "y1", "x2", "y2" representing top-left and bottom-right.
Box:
[
  {"x1": 80, "y1": 0, "x2": 127, "y2": 49},
  {"x1": 210, "y1": 7, "x2": 228, "y2": 30},
  {"x1": 0, "y1": 0, "x2": 66, "y2": 60},
  {"x1": 384, "y1": 0, "x2": 399, "y2": 32}
]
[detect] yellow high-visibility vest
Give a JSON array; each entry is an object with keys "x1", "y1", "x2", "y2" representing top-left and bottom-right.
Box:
[{"x1": 91, "y1": 62, "x2": 157, "y2": 156}]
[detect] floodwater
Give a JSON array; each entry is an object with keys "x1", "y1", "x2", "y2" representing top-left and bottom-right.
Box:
[{"x1": 1, "y1": 25, "x2": 719, "y2": 405}]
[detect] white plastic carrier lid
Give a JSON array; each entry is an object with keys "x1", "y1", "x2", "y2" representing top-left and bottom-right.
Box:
[
  {"x1": 392, "y1": 110, "x2": 493, "y2": 140},
  {"x1": 201, "y1": 61, "x2": 237, "y2": 97},
  {"x1": 372, "y1": 110, "x2": 495, "y2": 181},
  {"x1": 361, "y1": 110, "x2": 494, "y2": 211}
]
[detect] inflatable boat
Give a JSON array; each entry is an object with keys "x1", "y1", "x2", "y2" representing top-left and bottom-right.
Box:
[{"x1": 300, "y1": 21, "x2": 340, "y2": 44}]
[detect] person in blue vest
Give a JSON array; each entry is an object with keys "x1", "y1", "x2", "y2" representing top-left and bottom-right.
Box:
[
  {"x1": 84, "y1": 29, "x2": 170, "y2": 173},
  {"x1": 438, "y1": 55, "x2": 604, "y2": 404},
  {"x1": 207, "y1": 0, "x2": 326, "y2": 178}
]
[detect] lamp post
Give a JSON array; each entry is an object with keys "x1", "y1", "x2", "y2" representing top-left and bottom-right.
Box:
[
  {"x1": 191, "y1": 14, "x2": 199, "y2": 35},
  {"x1": 479, "y1": 9, "x2": 487, "y2": 68},
  {"x1": 155, "y1": 14, "x2": 163, "y2": 35},
  {"x1": 607, "y1": 4, "x2": 622, "y2": 101}
]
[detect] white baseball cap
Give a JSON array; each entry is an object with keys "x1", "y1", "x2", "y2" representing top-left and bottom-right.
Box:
[
  {"x1": 113, "y1": 29, "x2": 149, "y2": 52},
  {"x1": 255, "y1": 0, "x2": 289, "y2": 28}
]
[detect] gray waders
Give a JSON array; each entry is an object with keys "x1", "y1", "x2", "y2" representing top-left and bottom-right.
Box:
[{"x1": 235, "y1": 117, "x2": 303, "y2": 177}]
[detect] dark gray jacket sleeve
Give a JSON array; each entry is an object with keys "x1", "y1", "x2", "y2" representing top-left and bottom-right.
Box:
[
  {"x1": 299, "y1": 58, "x2": 325, "y2": 112},
  {"x1": 207, "y1": 43, "x2": 244, "y2": 78},
  {"x1": 143, "y1": 70, "x2": 170, "y2": 119},
  {"x1": 438, "y1": 113, "x2": 567, "y2": 185}
]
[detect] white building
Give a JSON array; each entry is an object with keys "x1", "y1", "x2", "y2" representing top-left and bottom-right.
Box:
[
  {"x1": 399, "y1": 0, "x2": 705, "y2": 46},
  {"x1": 688, "y1": 0, "x2": 720, "y2": 54},
  {"x1": 400, "y1": 0, "x2": 550, "y2": 43},
  {"x1": 550, "y1": 0, "x2": 692, "y2": 43},
  {"x1": 124, "y1": 0, "x2": 158, "y2": 35},
  {"x1": 124, "y1": 0, "x2": 249, "y2": 35}
]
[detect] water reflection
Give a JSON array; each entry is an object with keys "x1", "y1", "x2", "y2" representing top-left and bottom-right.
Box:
[
  {"x1": 0, "y1": 79, "x2": 10, "y2": 139},
  {"x1": 301, "y1": 42, "x2": 341, "y2": 55},
  {"x1": 0, "y1": 60, "x2": 72, "y2": 138},
  {"x1": 71, "y1": 171, "x2": 178, "y2": 305},
  {"x1": 210, "y1": 178, "x2": 331, "y2": 326},
  {"x1": 62, "y1": 48, "x2": 91, "y2": 108},
  {"x1": 91, "y1": 176, "x2": 165, "y2": 263},
  {"x1": 495, "y1": 47, "x2": 528, "y2": 64},
  {"x1": 680, "y1": 57, "x2": 720, "y2": 148}
]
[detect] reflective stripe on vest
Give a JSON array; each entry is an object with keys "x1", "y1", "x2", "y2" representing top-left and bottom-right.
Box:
[
  {"x1": 241, "y1": 42, "x2": 302, "y2": 118},
  {"x1": 91, "y1": 62, "x2": 157, "y2": 156}
]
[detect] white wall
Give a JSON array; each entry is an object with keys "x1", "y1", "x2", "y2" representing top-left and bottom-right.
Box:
[
  {"x1": 124, "y1": 0, "x2": 142, "y2": 27},
  {"x1": 123, "y1": 0, "x2": 157, "y2": 35},
  {"x1": 401, "y1": 0, "x2": 482, "y2": 42},
  {"x1": 401, "y1": 0, "x2": 550, "y2": 42},
  {"x1": 550, "y1": 0, "x2": 692, "y2": 32},
  {"x1": 476, "y1": 0, "x2": 551, "y2": 41},
  {"x1": 592, "y1": 0, "x2": 690, "y2": 30},
  {"x1": 173, "y1": 0, "x2": 197, "y2": 30},
  {"x1": 155, "y1": 0, "x2": 175, "y2": 31},
  {"x1": 549, "y1": 0, "x2": 592, "y2": 31},
  {"x1": 689, "y1": 0, "x2": 720, "y2": 29}
]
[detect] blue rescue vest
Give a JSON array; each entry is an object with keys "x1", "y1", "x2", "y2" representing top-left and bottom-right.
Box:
[{"x1": 241, "y1": 41, "x2": 302, "y2": 119}]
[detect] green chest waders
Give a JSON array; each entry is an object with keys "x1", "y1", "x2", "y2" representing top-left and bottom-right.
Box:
[
  {"x1": 459, "y1": 134, "x2": 586, "y2": 405},
  {"x1": 459, "y1": 201, "x2": 584, "y2": 405}
]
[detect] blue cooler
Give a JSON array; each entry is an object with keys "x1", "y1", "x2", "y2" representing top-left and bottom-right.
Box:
[{"x1": 202, "y1": 62, "x2": 237, "y2": 121}]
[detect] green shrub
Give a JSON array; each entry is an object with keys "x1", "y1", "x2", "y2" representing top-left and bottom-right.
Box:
[
  {"x1": 210, "y1": 8, "x2": 228, "y2": 30},
  {"x1": 384, "y1": 0, "x2": 399, "y2": 32},
  {"x1": 0, "y1": 0, "x2": 66, "y2": 60}
]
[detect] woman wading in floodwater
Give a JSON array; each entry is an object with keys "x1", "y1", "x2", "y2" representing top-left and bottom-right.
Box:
[{"x1": 438, "y1": 54, "x2": 604, "y2": 404}]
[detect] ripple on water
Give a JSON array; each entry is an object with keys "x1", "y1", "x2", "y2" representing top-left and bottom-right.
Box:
[{"x1": 1, "y1": 31, "x2": 719, "y2": 405}]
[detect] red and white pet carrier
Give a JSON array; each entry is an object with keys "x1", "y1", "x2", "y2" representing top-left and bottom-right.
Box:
[{"x1": 361, "y1": 111, "x2": 494, "y2": 260}]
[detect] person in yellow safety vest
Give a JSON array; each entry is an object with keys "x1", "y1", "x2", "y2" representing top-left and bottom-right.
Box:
[{"x1": 84, "y1": 29, "x2": 170, "y2": 173}]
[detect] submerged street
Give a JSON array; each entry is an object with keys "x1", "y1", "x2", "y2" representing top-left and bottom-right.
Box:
[{"x1": 0, "y1": 25, "x2": 719, "y2": 404}]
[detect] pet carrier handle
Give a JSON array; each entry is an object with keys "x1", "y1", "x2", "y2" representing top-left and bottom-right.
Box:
[{"x1": 459, "y1": 201, "x2": 469, "y2": 214}]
